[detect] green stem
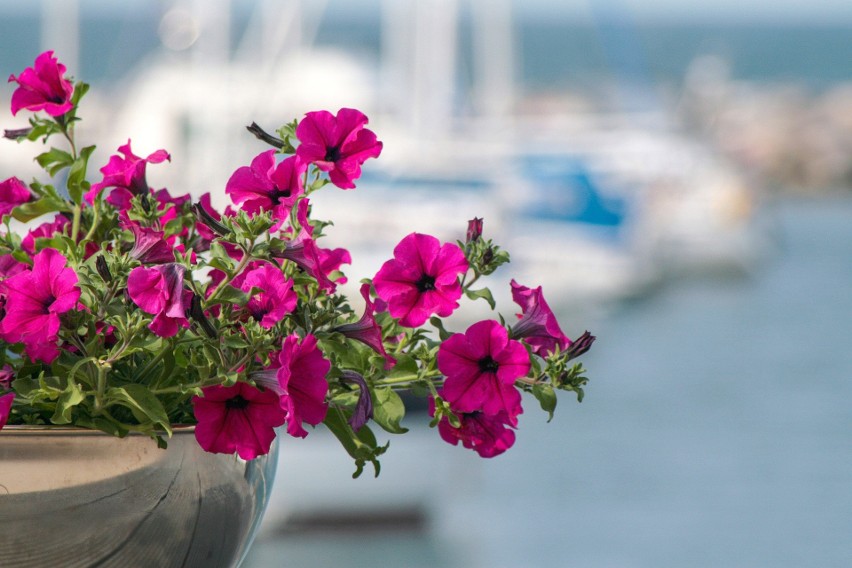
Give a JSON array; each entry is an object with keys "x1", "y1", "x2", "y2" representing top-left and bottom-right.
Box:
[
  {"x1": 71, "y1": 204, "x2": 81, "y2": 243},
  {"x1": 204, "y1": 243, "x2": 253, "y2": 307}
]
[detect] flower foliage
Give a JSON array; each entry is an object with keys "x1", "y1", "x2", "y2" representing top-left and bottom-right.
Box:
[{"x1": 0, "y1": 52, "x2": 595, "y2": 476}]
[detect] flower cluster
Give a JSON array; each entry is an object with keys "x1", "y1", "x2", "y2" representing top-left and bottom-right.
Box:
[{"x1": 0, "y1": 52, "x2": 594, "y2": 474}]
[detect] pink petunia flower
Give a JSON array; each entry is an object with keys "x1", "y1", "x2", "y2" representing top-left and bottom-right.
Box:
[
  {"x1": 127, "y1": 263, "x2": 191, "y2": 337},
  {"x1": 509, "y1": 280, "x2": 571, "y2": 356},
  {"x1": 295, "y1": 108, "x2": 382, "y2": 189},
  {"x1": 437, "y1": 319, "x2": 529, "y2": 426},
  {"x1": 373, "y1": 232, "x2": 468, "y2": 327},
  {"x1": 254, "y1": 334, "x2": 330, "y2": 438},
  {"x1": 0, "y1": 391, "x2": 14, "y2": 430},
  {"x1": 333, "y1": 283, "x2": 396, "y2": 369},
  {"x1": 126, "y1": 221, "x2": 175, "y2": 264},
  {"x1": 85, "y1": 140, "x2": 170, "y2": 205},
  {"x1": 226, "y1": 151, "x2": 305, "y2": 225},
  {"x1": 0, "y1": 177, "x2": 32, "y2": 216},
  {"x1": 236, "y1": 263, "x2": 297, "y2": 329},
  {"x1": 431, "y1": 397, "x2": 516, "y2": 458},
  {"x1": 192, "y1": 382, "x2": 286, "y2": 460},
  {"x1": 8, "y1": 51, "x2": 74, "y2": 117},
  {"x1": 21, "y1": 214, "x2": 70, "y2": 255},
  {"x1": 0, "y1": 248, "x2": 80, "y2": 363}
]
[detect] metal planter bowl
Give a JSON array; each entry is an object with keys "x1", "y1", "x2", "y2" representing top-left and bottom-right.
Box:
[{"x1": 0, "y1": 426, "x2": 277, "y2": 568}]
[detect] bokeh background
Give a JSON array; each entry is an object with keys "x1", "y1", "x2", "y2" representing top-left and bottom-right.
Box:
[{"x1": 1, "y1": 1, "x2": 850, "y2": 567}]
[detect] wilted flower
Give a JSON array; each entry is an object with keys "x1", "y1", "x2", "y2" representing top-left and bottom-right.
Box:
[
  {"x1": 509, "y1": 279, "x2": 571, "y2": 356},
  {"x1": 126, "y1": 221, "x2": 175, "y2": 264},
  {"x1": 466, "y1": 217, "x2": 483, "y2": 243},
  {"x1": 431, "y1": 399, "x2": 516, "y2": 458},
  {"x1": 333, "y1": 283, "x2": 396, "y2": 369}
]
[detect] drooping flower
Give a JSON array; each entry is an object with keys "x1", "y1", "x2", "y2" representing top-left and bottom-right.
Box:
[
  {"x1": 85, "y1": 140, "x2": 170, "y2": 205},
  {"x1": 254, "y1": 334, "x2": 330, "y2": 438},
  {"x1": 333, "y1": 283, "x2": 396, "y2": 369},
  {"x1": 226, "y1": 151, "x2": 305, "y2": 224},
  {"x1": 271, "y1": 232, "x2": 338, "y2": 293},
  {"x1": 509, "y1": 280, "x2": 571, "y2": 356},
  {"x1": 340, "y1": 370, "x2": 373, "y2": 432},
  {"x1": 127, "y1": 263, "x2": 191, "y2": 337},
  {"x1": 192, "y1": 382, "x2": 286, "y2": 460},
  {"x1": 21, "y1": 214, "x2": 69, "y2": 255},
  {"x1": 0, "y1": 177, "x2": 31, "y2": 216},
  {"x1": 295, "y1": 108, "x2": 382, "y2": 189},
  {"x1": 236, "y1": 263, "x2": 297, "y2": 329},
  {"x1": 0, "y1": 391, "x2": 14, "y2": 430},
  {"x1": 126, "y1": 221, "x2": 175, "y2": 264},
  {"x1": 0, "y1": 248, "x2": 80, "y2": 363},
  {"x1": 373, "y1": 232, "x2": 468, "y2": 327},
  {"x1": 438, "y1": 319, "x2": 529, "y2": 426},
  {"x1": 0, "y1": 364, "x2": 14, "y2": 390},
  {"x1": 431, "y1": 397, "x2": 516, "y2": 458},
  {"x1": 8, "y1": 51, "x2": 74, "y2": 117}
]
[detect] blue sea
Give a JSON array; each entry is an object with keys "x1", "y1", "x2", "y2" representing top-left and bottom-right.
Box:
[
  {"x1": 0, "y1": 12, "x2": 850, "y2": 91},
  {"x1": 242, "y1": 195, "x2": 852, "y2": 567}
]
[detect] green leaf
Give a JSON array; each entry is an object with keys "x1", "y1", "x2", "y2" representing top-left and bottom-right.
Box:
[
  {"x1": 214, "y1": 285, "x2": 251, "y2": 306},
  {"x1": 323, "y1": 406, "x2": 387, "y2": 478},
  {"x1": 532, "y1": 383, "x2": 558, "y2": 422},
  {"x1": 464, "y1": 286, "x2": 496, "y2": 310},
  {"x1": 50, "y1": 379, "x2": 85, "y2": 425},
  {"x1": 386, "y1": 353, "x2": 418, "y2": 379},
  {"x1": 429, "y1": 316, "x2": 453, "y2": 341},
  {"x1": 371, "y1": 387, "x2": 409, "y2": 434},
  {"x1": 67, "y1": 145, "x2": 96, "y2": 204},
  {"x1": 106, "y1": 384, "x2": 173, "y2": 435},
  {"x1": 11, "y1": 196, "x2": 69, "y2": 222},
  {"x1": 35, "y1": 147, "x2": 74, "y2": 176}
]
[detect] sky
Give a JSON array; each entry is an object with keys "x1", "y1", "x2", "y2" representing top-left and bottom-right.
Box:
[{"x1": 0, "y1": 0, "x2": 850, "y2": 24}]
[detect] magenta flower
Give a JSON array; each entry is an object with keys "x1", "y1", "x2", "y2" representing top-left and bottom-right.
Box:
[
  {"x1": 192, "y1": 382, "x2": 286, "y2": 460},
  {"x1": 0, "y1": 392, "x2": 14, "y2": 430},
  {"x1": 0, "y1": 248, "x2": 80, "y2": 363},
  {"x1": 0, "y1": 177, "x2": 31, "y2": 216},
  {"x1": 438, "y1": 319, "x2": 529, "y2": 426},
  {"x1": 85, "y1": 140, "x2": 170, "y2": 205},
  {"x1": 254, "y1": 334, "x2": 330, "y2": 438},
  {"x1": 21, "y1": 214, "x2": 69, "y2": 255},
  {"x1": 236, "y1": 263, "x2": 297, "y2": 329},
  {"x1": 226, "y1": 151, "x2": 305, "y2": 224},
  {"x1": 295, "y1": 108, "x2": 382, "y2": 189},
  {"x1": 127, "y1": 263, "x2": 191, "y2": 337},
  {"x1": 509, "y1": 280, "x2": 571, "y2": 356},
  {"x1": 8, "y1": 51, "x2": 74, "y2": 117},
  {"x1": 126, "y1": 221, "x2": 174, "y2": 264},
  {"x1": 373, "y1": 232, "x2": 468, "y2": 327},
  {"x1": 432, "y1": 400, "x2": 516, "y2": 458},
  {"x1": 333, "y1": 283, "x2": 396, "y2": 369}
]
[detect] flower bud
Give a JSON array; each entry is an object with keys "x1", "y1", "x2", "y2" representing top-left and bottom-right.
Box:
[
  {"x1": 3, "y1": 128, "x2": 32, "y2": 140},
  {"x1": 192, "y1": 203, "x2": 229, "y2": 237},
  {"x1": 95, "y1": 255, "x2": 112, "y2": 282},
  {"x1": 564, "y1": 330, "x2": 595, "y2": 361},
  {"x1": 246, "y1": 122, "x2": 285, "y2": 149},
  {"x1": 189, "y1": 293, "x2": 217, "y2": 339},
  {"x1": 466, "y1": 217, "x2": 483, "y2": 243}
]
